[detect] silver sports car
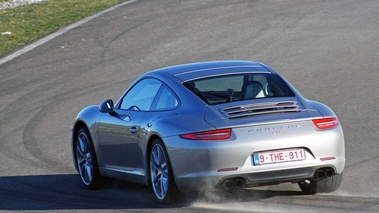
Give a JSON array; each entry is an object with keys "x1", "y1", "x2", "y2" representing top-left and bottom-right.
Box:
[{"x1": 72, "y1": 60, "x2": 345, "y2": 203}]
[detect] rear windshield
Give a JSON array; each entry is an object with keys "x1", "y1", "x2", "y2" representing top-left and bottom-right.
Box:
[{"x1": 184, "y1": 73, "x2": 295, "y2": 105}]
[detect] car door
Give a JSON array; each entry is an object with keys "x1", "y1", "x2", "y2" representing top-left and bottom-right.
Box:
[{"x1": 97, "y1": 78, "x2": 163, "y2": 171}]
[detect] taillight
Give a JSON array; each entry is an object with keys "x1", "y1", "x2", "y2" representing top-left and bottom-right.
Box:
[
  {"x1": 312, "y1": 117, "x2": 339, "y2": 130},
  {"x1": 180, "y1": 128, "x2": 231, "y2": 140}
]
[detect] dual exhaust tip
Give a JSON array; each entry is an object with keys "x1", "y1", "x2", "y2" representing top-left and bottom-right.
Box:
[
  {"x1": 221, "y1": 178, "x2": 245, "y2": 190},
  {"x1": 314, "y1": 168, "x2": 334, "y2": 180}
]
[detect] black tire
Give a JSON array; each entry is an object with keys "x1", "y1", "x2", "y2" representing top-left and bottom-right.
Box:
[
  {"x1": 75, "y1": 127, "x2": 103, "y2": 189},
  {"x1": 149, "y1": 138, "x2": 179, "y2": 203},
  {"x1": 299, "y1": 172, "x2": 343, "y2": 194}
]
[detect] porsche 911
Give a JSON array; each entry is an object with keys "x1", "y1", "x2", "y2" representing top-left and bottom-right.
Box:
[{"x1": 72, "y1": 60, "x2": 345, "y2": 203}]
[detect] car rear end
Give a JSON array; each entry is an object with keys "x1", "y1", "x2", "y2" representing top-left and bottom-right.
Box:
[
  {"x1": 162, "y1": 61, "x2": 345, "y2": 192},
  {"x1": 167, "y1": 98, "x2": 344, "y2": 192},
  {"x1": 213, "y1": 103, "x2": 345, "y2": 190}
]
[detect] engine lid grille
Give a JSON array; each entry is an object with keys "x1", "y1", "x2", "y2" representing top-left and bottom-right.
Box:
[{"x1": 221, "y1": 101, "x2": 301, "y2": 119}]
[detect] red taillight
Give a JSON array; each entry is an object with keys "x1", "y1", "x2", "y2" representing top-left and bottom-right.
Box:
[
  {"x1": 180, "y1": 128, "x2": 231, "y2": 140},
  {"x1": 312, "y1": 117, "x2": 339, "y2": 130}
]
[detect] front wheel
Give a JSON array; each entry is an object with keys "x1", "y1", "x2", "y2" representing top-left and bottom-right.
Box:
[
  {"x1": 149, "y1": 138, "x2": 179, "y2": 203},
  {"x1": 75, "y1": 127, "x2": 102, "y2": 189},
  {"x1": 299, "y1": 172, "x2": 343, "y2": 194}
]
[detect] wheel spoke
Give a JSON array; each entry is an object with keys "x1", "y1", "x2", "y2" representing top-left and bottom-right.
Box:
[
  {"x1": 78, "y1": 157, "x2": 86, "y2": 167},
  {"x1": 85, "y1": 163, "x2": 93, "y2": 181},
  {"x1": 151, "y1": 158, "x2": 160, "y2": 171},
  {"x1": 157, "y1": 146, "x2": 162, "y2": 165},
  {"x1": 151, "y1": 163, "x2": 161, "y2": 184},
  {"x1": 78, "y1": 134, "x2": 87, "y2": 152},
  {"x1": 160, "y1": 175, "x2": 168, "y2": 195},
  {"x1": 76, "y1": 145, "x2": 86, "y2": 158},
  {"x1": 161, "y1": 162, "x2": 167, "y2": 172},
  {"x1": 152, "y1": 148, "x2": 160, "y2": 166}
]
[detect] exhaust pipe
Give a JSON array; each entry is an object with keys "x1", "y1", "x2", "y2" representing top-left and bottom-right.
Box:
[
  {"x1": 325, "y1": 169, "x2": 334, "y2": 177},
  {"x1": 221, "y1": 180, "x2": 234, "y2": 190},
  {"x1": 235, "y1": 178, "x2": 245, "y2": 187},
  {"x1": 314, "y1": 170, "x2": 326, "y2": 179}
]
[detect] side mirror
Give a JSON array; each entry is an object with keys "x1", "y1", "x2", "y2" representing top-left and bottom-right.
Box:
[{"x1": 99, "y1": 99, "x2": 114, "y2": 113}]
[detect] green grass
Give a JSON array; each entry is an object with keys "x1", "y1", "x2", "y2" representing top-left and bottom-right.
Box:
[{"x1": 0, "y1": 0, "x2": 128, "y2": 56}]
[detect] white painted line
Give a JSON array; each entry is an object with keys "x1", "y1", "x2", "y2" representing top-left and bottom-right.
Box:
[{"x1": 0, "y1": 0, "x2": 138, "y2": 65}]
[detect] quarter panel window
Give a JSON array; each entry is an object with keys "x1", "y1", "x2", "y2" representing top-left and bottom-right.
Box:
[
  {"x1": 151, "y1": 85, "x2": 179, "y2": 111},
  {"x1": 120, "y1": 78, "x2": 162, "y2": 111}
]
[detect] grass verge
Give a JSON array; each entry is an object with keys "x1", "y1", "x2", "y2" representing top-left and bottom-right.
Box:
[{"x1": 0, "y1": 0, "x2": 128, "y2": 56}]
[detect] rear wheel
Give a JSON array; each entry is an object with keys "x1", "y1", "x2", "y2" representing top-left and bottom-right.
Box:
[
  {"x1": 75, "y1": 127, "x2": 102, "y2": 189},
  {"x1": 149, "y1": 138, "x2": 179, "y2": 203},
  {"x1": 299, "y1": 172, "x2": 343, "y2": 194}
]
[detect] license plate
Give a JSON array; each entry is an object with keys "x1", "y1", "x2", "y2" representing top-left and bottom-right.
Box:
[{"x1": 253, "y1": 148, "x2": 306, "y2": 165}]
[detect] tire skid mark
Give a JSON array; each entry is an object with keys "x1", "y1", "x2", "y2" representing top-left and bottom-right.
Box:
[
  {"x1": 0, "y1": 80, "x2": 98, "y2": 172},
  {"x1": 0, "y1": 125, "x2": 46, "y2": 170},
  {"x1": 0, "y1": 80, "x2": 49, "y2": 119},
  {"x1": 0, "y1": 82, "x2": 58, "y2": 171},
  {"x1": 20, "y1": 78, "x2": 130, "y2": 172}
]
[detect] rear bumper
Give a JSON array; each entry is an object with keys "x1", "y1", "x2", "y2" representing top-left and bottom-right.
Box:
[
  {"x1": 164, "y1": 121, "x2": 345, "y2": 192},
  {"x1": 173, "y1": 159, "x2": 344, "y2": 192}
]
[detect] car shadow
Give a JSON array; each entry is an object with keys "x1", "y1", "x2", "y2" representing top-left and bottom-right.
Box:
[{"x1": 0, "y1": 174, "x2": 303, "y2": 210}]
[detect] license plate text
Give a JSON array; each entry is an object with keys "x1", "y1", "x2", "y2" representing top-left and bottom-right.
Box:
[{"x1": 253, "y1": 148, "x2": 306, "y2": 165}]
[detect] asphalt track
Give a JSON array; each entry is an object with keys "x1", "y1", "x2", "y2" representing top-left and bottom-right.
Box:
[{"x1": 1, "y1": 0, "x2": 379, "y2": 212}]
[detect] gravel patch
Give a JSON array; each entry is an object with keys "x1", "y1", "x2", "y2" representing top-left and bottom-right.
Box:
[{"x1": 0, "y1": 0, "x2": 47, "y2": 10}]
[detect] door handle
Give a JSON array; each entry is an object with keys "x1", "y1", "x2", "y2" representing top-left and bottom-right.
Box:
[{"x1": 130, "y1": 126, "x2": 138, "y2": 134}]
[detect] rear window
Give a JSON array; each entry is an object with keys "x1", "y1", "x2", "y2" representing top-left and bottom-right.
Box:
[{"x1": 184, "y1": 73, "x2": 295, "y2": 105}]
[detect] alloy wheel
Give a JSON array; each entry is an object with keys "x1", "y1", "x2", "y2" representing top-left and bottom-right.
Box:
[
  {"x1": 150, "y1": 143, "x2": 169, "y2": 200},
  {"x1": 76, "y1": 131, "x2": 94, "y2": 186}
]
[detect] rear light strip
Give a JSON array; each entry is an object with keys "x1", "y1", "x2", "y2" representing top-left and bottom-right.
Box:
[
  {"x1": 180, "y1": 128, "x2": 231, "y2": 140},
  {"x1": 312, "y1": 117, "x2": 339, "y2": 130}
]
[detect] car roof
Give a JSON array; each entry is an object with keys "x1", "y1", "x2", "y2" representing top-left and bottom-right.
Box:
[{"x1": 149, "y1": 60, "x2": 273, "y2": 82}]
